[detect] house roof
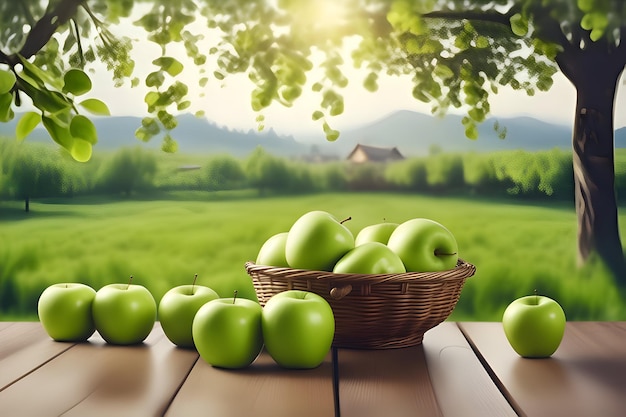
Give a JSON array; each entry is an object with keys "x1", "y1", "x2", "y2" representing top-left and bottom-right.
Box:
[{"x1": 346, "y1": 144, "x2": 404, "y2": 162}]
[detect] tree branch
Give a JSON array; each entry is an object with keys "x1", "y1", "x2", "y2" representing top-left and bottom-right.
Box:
[
  {"x1": 18, "y1": 0, "x2": 83, "y2": 59},
  {"x1": 422, "y1": 8, "x2": 517, "y2": 28}
]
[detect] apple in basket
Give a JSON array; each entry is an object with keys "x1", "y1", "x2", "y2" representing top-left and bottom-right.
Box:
[
  {"x1": 256, "y1": 232, "x2": 289, "y2": 267},
  {"x1": 285, "y1": 210, "x2": 354, "y2": 271},
  {"x1": 387, "y1": 218, "x2": 458, "y2": 272},
  {"x1": 354, "y1": 221, "x2": 399, "y2": 246},
  {"x1": 333, "y1": 242, "x2": 406, "y2": 274}
]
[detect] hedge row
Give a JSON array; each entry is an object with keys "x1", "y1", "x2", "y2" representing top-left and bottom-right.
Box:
[{"x1": 4, "y1": 138, "x2": 626, "y2": 203}]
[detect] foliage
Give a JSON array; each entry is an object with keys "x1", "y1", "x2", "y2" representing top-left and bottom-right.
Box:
[
  {"x1": 94, "y1": 146, "x2": 158, "y2": 195},
  {"x1": 0, "y1": 1, "x2": 623, "y2": 158},
  {"x1": 203, "y1": 154, "x2": 246, "y2": 190},
  {"x1": 0, "y1": 136, "x2": 606, "y2": 203}
]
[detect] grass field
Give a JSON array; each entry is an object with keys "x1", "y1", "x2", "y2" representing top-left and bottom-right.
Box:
[{"x1": 1, "y1": 191, "x2": 625, "y2": 321}]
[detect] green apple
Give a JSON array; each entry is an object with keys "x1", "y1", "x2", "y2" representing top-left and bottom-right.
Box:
[
  {"x1": 262, "y1": 290, "x2": 335, "y2": 369},
  {"x1": 502, "y1": 293, "x2": 566, "y2": 358},
  {"x1": 354, "y1": 222, "x2": 399, "y2": 246},
  {"x1": 37, "y1": 283, "x2": 97, "y2": 342},
  {"x1": 92, "y1": 277, "x2": 157, "y2": 345},
  {"x1": 387, "y1": 218, "x2": 458, "y2": 272},
  {"x1": 333, "y1": 242, "x2": 406, "y2": 274},
  {"x1": 192, "y1": 293, "x2": 264, "y2": 369},
  {"x1": 285, "y1": 210, "x2": 354, "y2": 271},
  {"x1": 256, "y1": 232, "x2": 289, "y2": 267},
  {"x1": 158, "y1": 275, "x2": 219, "y2": 348}
]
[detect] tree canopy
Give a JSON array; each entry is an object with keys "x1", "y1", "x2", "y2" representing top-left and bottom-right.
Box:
[{"x1": 2, "y1": 0, "x2": 626, "y2": 283}]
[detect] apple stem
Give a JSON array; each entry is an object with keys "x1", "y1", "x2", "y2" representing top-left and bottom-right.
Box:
[
  {"x1": 434, "y1": 250, "x2": 458, "y2": 256},
  {"x1": 340, "y1": 216, "x2": 352, "y2": 224},
  {"x1": 127, "y1": 275, "x2": 133, "y2": 290},
  {"x1": 233, "y1": 290, "x2": 238, "y2": 304},
  {"x1": 192, "y1": 273, "x2": 198, "y2": 294},
  {"x1": 534, "y1": 288, "x2": 538, "y2": 304}
]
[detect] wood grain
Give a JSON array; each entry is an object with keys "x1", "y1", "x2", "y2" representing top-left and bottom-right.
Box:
[
  {"x1": 423, "y1": 322, "x2": 518, "y2": 417},
  {"x1": 0, "y1": 323, "x2": 198, "y2": 417},
  {"x1": 459, "y1": 321, "x2": 626, "y2": 417},
  {"x1": 337, "y1": 344, "x2": 442, "y2": 417},
  {"x1": 0, "y1": 322, "x2": 75, "y2": 391},
  {"x1": 165, "y1": 350, "x2": 335, "y2": 417}
]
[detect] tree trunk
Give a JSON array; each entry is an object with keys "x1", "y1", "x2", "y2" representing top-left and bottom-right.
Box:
[
  {"x1": 569, "y1": 63, "x2": 626, "y2": 285},
  {"x1": 24, "y1": 196, "x2": 29, "y2": 212}
]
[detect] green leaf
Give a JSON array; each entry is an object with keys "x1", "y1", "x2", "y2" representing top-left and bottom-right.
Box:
[
  {"x1": 18, "y1": 78, "x2": 71, "y2": 114},
  {"x1": 312, "y1": 110, "x2": 324, "y2": 121},
  {"x1": 0, "y1": 70, "x2": 16, "y2": 94},
  {"x1": 161, "y1": 134, "x2": 178, "y2": 153},
  {"x1": 70, "y1": 115, "x2": 97, "y2": 144},
  {"x1": 465, "y1": 123, "x2": 479, "y2": 140},
  {"x1": 475, "y1": 36, "x2": 490, "y2": 48},
  {"x1": 434, "y1": 65, "x2": 454, "y2": 80},
  {"x1": 0, "y1": 92, "x2": 14, "y2": 122},
  {"x1": 18, "y1": 55, "x2": 63, "y2": 90},
  {"x1": 322, "y1": 121, "x2": 340, "y2": 141},
  {"x1": 577, "y1": 0, "x2": 593, "y2": 12},
  {"x1": 42, "y1": 115, "x2": 72, "y2": 149},
  {"x1": 510, "y1": 14, "x2": 528, "y2": 36},
  {"x1": 363, "y1": 73, "x2": 378, "y2": 92},
  {"x1": 146, "y1": 71, "x2": 165, "y2": 88},
  {"x1": 78, "y1": 98, "x2": 110, "y2": 115},
  {"x1": 177, "y1": 100, "x2": 191, "y2": 111},
  {"x1": 153, "y1": 57, "x2": 184, "y2": 77},
  {"x1": 63, "y1": 69, "x2": 92, "y2": 96},
  {"x1": 70, "y1": 138, "x2": 92, "y2": 162},
  {"x1": 15, "y1": 112, "x2": 41, "y2": 141}
]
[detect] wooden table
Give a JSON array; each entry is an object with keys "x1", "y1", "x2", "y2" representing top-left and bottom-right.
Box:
[{"x1": 1, "y1": 321, "x2": 624, "y2": 417}]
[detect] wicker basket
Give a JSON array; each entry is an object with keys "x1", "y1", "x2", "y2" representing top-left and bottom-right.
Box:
[{"x1": 245, "y1": 259, "x2": 476, "y2": 349}]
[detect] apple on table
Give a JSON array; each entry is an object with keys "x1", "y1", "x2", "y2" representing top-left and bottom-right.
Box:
[
  {"x1": 262, "y1": 290, "x2": 335, "y2": 369},
  {"x1": 38, "y1": 283, "x2": 97, "y2": 342},
  {"x1": 158, "y1": 274, "x2": 219, "y2": 349},
  {"x1": 192, "y1": 291, "x2": 264, "y2": 369},
  {"x1": 502, "y1": 292, "x2": 566, "y2": 358},
  {"x1": 92, "y1": 276, "x2": 157, "y2": 345}
]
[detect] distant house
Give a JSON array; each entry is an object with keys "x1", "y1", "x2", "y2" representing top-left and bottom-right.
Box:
[{"x1": 346, "y1": 144, "x2": 405, "y2": 163}]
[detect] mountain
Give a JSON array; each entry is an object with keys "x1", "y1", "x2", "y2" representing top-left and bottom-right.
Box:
[
  {"x1": 314, "y1": 110, "x2": 575, "y2": 157},
  {"x1": 7, "y1": 109, "x2": 626, "y2": 158}
]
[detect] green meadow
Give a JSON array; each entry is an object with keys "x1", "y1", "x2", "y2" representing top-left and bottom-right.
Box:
[{"x1": 1, "y1": 191, "x2": 625, "y2": 321}]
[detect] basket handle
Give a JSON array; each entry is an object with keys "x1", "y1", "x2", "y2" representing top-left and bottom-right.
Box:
[{"x1": 330, "y1": 284, "x2": 352, "y2": 300}]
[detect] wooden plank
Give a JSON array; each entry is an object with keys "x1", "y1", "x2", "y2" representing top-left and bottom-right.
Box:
[
  {"x1": 0, "y1": 321, "x2": 76, "y2": 391},
  {"x1": 0, "y1": 322, "x2": 15, "y2": 331},
  {"x1": 0, "y1": 323, "x2": 198, "y2": 417},
  {"x1": 459, "y1": 322, "x2": 626, "y2": 417},
  {"x1": 422, "y1": 322, "x2": 518, "y2": 417},
  {"x1": 337, "y1": 344, "x2": 442, "y2": 417},
  {"x1": 166, "y1": 350, "x2": 335, "y2": 417}
]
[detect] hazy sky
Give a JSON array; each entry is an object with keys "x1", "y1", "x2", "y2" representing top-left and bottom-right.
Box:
[{"x1": 85, "y1": 11, "x2": 626, "y2": 137}]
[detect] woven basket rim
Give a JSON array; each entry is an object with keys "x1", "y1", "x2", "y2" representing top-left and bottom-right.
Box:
[{"x1": 245, "y1": 258, "x2": 475, "y2": 284}]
